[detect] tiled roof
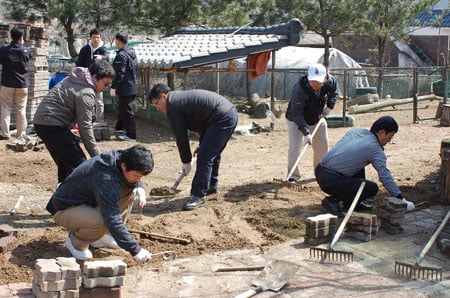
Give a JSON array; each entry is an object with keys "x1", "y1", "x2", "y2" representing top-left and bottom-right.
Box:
[
  {"x1": 134, "y1": 18, "x2": 303, "y2": 70},
  {"x1": 413, "y1": 9, "x2": 450, "y2": 27}
]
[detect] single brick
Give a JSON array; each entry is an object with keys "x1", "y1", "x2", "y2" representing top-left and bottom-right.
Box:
[
  {"x1": 56, "y1": 257, "x2": 81, "y2": 279},
  {"x1": 80, "y1": 286, "x2": 121, "y2": 298},
  {"x1": 382, "y1": 197, "x2": 408, "y2": 210},
  {"x1": 82, "y1": 275, "x2": 124, "y2": 289},
  {"x1": 83, "y1": 260, "x2": 126, "y2": 278},
  {"x1": 304, "y1": 234, "x2": 332, "y2": 246},
  {"x1": 306, "y1": 213, "x2": 338, "y2": 229},
  {"x1": 0, "y1": 224, "x2": 18, "y2": 237},
  {"x1": 0, "y1": 235, "x2": 18, "y2": 253},
  {"x1": 306, "y1": 224, "x2": 337, "y2": 238},
  {"x1": 39, "y1": 279, "x2": 66, "y2": 292},
  {"x1": 32, "y1": 283, "x2": 58, "y2": 298},
  {"x1": 35, "y1": 259, "x2": 63, "y2": 282},
  {"x1": 347, "y1": 223, "x2": 379, "y2": 234},
  {"x1": 348, "y1": 213, "x2": 378, "y2": 226},
  {"x1": 379, "y1": 208, "x2": 405, "y2": 220},
  {"x1": 59, "y1": 289, "x2": 80, "y2": 298},
  {"x1": 345, "y1": 230, "x2": 376, "y2": 242}
]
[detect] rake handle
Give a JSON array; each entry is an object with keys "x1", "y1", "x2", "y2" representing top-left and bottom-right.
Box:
[
  {"x1": 286, "y1": 118, "x2": 324, "y2": 180},
  {"x1": 416, "y1": 207, "x2": 450, "y2": 265},
  {"x1": 329, "y1": 181, "x2": 366, "y2": 248}
]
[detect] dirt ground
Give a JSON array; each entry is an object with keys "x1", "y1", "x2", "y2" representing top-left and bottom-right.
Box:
[{"x1": 0, "y1": 97, "x2": 448, "y2": 288}]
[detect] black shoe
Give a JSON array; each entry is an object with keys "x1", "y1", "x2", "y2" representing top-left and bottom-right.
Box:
[
  {"x1": 322, "y1": 197, "x2": 345, "y2": 217},
  {"x1": 206, "y1": 185, "x2": 218, "y2": 197},
  {"x1": 0, "y1": 135, "x2": 10, "y2": 140},
  {"x1": 344, "y1": 202, "x2": 373, "y2": 211}
]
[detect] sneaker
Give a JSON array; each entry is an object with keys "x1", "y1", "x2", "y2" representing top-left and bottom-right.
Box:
[
  {"x1": 117, "y1": 135, "x2": 136, "y2": 142},
  {"x1": 65, "y1": 232, "x2": 93, "y2": 260},
  {"x1": 321, "y1": 197, "x2": 345, "y2": 218},
  {"x1": 183, "y1": 195, "x2": 207, "y2": 210},
  {"x1": 91, "y1": 234, "x2": 120, "y2": 249},
  {"x1": 288, "y1": 176, "x2": 300, "y2": 184},
  {"x1": 206, "y1": 185, "x2": 219, "y2": 197}
]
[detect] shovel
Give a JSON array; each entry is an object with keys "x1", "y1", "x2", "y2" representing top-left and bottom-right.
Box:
[
  {"x1": 171, "y1": 155, "x2": 197, "y2": 192},
  {"x1": 234, "y1": 259, "x2": 300, "y2": 298}
]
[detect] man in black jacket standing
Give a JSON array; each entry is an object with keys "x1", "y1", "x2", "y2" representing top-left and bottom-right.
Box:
[
  {"x1": 76, "y1": 28, "x2": 109, "y2": 124},
  {"x1": 110, "y1": 32, "x2": 138, "y2": 141},
  {"x1": 0, "y1": 26, "x2": 32, "y2": 140}
]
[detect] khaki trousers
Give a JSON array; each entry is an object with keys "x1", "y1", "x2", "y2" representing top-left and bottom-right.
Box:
[
  {"x1": 286, "y1": 118, "x2": 329, "y2": 180},
  {"x1": 0, "y1": 86, "x2": 28, "y2": 138},
  {"x1": 53, "y1": 188, "x2": 133, "y2": 250}
]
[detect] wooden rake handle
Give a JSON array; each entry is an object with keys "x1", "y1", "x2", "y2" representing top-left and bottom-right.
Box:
[{"x1": 128, "y1": 228, "x2": 191, "y2": 244}]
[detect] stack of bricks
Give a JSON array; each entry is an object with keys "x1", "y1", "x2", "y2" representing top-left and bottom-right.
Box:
[
  {"x1": 0, "y1": 224, "x2": 18, "y2": 253},
  {"x1": 345, "y1": 212, "x2": 379, "y2": 242},
  {"x1": 80, "y1": 260, "x2": 126, "y2": 298},
  {"x1": 33, "y1": 257, "x2": 81, "y2": 298},
  {"x1": 304, "y1": 213, "x2": 338, "y2": 245},
  {"x1": 379, "y1": 197, "x2": 408, "y2": 234},
  {"x1": 0, "y1": 23, "x2": 50, "y2": 125}
]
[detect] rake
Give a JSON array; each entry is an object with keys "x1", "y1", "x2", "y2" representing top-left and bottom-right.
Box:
[
  {"x1": 310, "y1": 181, "x2": 366, "y2": 263},
  {"x1": 394, "y1": 207, "x2": 450, "y2": 282}
]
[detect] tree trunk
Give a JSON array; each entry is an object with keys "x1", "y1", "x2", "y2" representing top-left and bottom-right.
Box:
[{"x1": 347, "y1": 94, "x2": 439, "y2": 114}]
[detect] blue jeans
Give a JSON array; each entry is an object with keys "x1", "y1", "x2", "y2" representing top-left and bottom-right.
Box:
[
  {"x1": 191, "y1": 107, "x2": 238, "y2": 197},
  {"x1": 315, "y1": 164, "x2": 378, "y2": 206}
]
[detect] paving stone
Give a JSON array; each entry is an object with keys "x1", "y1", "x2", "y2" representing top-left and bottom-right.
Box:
[
  {"x1": 59, "y1": 289, "x2": 80, "y2": 298},
  {"x1": 379, "y1": 208, "x2": 405, "y2": 219},
  {"x1": 35, "y1": 259, "x2": 63, "y2": 281},
  {"x1": 306, "y1": 213, "x2": 338, "y2": 229},
  {"x1": 32, "y1": 283, "x2": 59, "y2": 298},
  {"x1": 304, "y1": 234, "x2": 332, "y2": 246},
  {"x1": 83, "y1": 260, "x2": 126, "y2": 278},
  {"x1": 382, "y1": 197, "x2": 408, "y2": 210},
  {"x1": 0, "y1": 224, "x2": 18, "y2": 237},
  {"x1": 79, "y1": 286, "x2": 120, "y2": 298},
  {"x1": 347, "y1": 223, "x2": 379, "y2": 234},
  {"x1": 0, "y1": 235, "x2": 18, "y2": 253},
  {"x1": 348, "y1": 212, "x2": 377, "y2": 226},
  {"x1": 381, "y1": 221, "x2": 404, "y2": 234},
  {"x1": 56, "y1": 257, "x2": 81, "y2": 279},
  {"x1": 306, "y1": 224, "x2": 337, "y2": 238},
  {"x1": 82, "y1": 275, "x2": 124, "y2": 289},
  {"x1": 345, "y1": 230, "x2": 377, "y2": 242}
]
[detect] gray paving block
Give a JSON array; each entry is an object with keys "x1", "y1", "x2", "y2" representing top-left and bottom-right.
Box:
[
  {"x1": 56, "y1": 257, "x2": 81, "y2": 279},
  {"x1": 35, "y1": 259, "x2": 62, "y2": 282},
  {"x1": 82, "y1": 275, "x2": 124, "y2": 289},
  {"x1": 83, "y1": 260, "x2": 127, "y2": 278},
  {"x1": 306, "y1": 224, "x2": 337, "y2": 238},
  {"x1": 306, "y1": 213, "x2": 338, "y2": 229}
]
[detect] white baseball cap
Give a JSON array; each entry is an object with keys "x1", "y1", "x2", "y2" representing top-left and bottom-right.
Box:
[{"x1": 307, "y1": 63, "x2": 327, "y2": 83}]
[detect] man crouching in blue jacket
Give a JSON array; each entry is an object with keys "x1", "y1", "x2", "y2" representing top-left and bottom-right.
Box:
[{"x1": 46, "y1": 144, "x2": 153, "y2": 263}]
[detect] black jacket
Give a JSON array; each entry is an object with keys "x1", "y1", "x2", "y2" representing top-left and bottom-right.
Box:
[
  {"x1": 285, "y1": 74, "x2": 338, "y2": 136},
  {"x1": 0, "y1": 41, "x2": 32, "y2": 88},
  {"x1": 76, "y1": 41, "x2": 109, "y2": 67},
  {"x1": 111, "y1": 45, "x2": 138, "y2": 96}
]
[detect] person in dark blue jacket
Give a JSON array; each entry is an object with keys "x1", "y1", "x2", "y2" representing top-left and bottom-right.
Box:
[
  {"x1": 110, "y1": 32, "x2": 138, "y2": 141},
  {"x1": 46, "y1": 145, "x2": 153, "y2": 262},
  {"x1": 148, "y1": 84, "x2": 238, "y2": 210},
  {"x1": 0, "y1": 26, "x2": 32, "y2": 140}
]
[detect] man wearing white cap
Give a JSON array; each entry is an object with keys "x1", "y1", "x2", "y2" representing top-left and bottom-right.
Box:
[{"x1": 285, "y1": 63, "x2": 338, "y2": 183}]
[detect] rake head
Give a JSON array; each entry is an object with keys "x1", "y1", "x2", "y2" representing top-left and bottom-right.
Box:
[
  {"x1": 394, "y1": 261, "x2": 442, "y2": 282},
  {"x1": 273, "y1": 178, "x2": 304, "y2": 192},
  {"x1": 310, "y1": 247, "x2": 353, "y2": 263}
]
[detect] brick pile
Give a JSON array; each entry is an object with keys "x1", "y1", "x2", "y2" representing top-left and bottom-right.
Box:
[
  {"x1": 93, "y1": 125, "x2": 113, "y2": 141},
  {"x1": 80, "y1": 260, "x2": 126, "y2": 298},
  {"x1": 32, "y1": 257, "x2": 81, "y2": 298},
  {"x1": 304, "y1": 213, "x2": 338, "y2": 245},
  {"x1": 379, "y1": 197, "x2": 408, "y2": 234},
  {"x1": 0, "y1": 224, "x2": 18, "y2": 253},
  {"x1": 345, "y1": 212, "x2": 379, "y2": 242},
  {"x1": 0, "y1": 23, "x2": 50, "y2": 125}
]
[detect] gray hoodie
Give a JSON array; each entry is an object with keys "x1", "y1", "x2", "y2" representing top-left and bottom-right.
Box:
[{"x1": 33, "y1": 67, "x2": 100, "y2": 157}]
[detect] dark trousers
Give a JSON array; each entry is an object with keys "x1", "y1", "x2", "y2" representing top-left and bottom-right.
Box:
[
  {"x1": 34, "y1": 124, "x2": 86, "y2": 183},
  {"x1": 115, "y1": 94, "x2": 136, "y2": 139},
  {"x1": 314, "y1": 164, "x2": 378, "y2": 206},
  {"x1": 191, "y1": 107, "x2": 238, "y2": 197}
]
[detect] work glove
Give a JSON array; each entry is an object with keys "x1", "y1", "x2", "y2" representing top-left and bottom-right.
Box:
[
  {"x1": 303, "y1": 134, "x2": 312, "y2": 146},
  {"x1": 133, "y1": 248, "x2": 152, "y2": 263},
  {"x1": 133, "y1": 187, "x2": 146, "y2": 209},
  {"x1": 110, "y1": 88, "x2": 116, "y2": 98},
  {"x1": 402, "y1": 198, "x2": 415, "y2": 211},
  {"x1": 182, "y1": 163, "x2": 192, "y2": 176},
  {"x1": 93, "y1": 54, "x2": 102, "y2": 61},
  {"x1": 323, "y1": 107, "x2": 332, "y2": 117}
]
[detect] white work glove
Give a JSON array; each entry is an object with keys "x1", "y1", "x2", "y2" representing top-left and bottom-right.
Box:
[
  {"x1": 110, "y1": 88, "x2": 116, "y2": 98},
  {"x1": 323, "y1": 107, "x2": 332, "y2": 116},
  {"x1": 182, "y1": 163, "x2": 192, "y2": 176},
  {"x1": 303, "y1": 134, "x2": 312, "y2": 146},
  {"x1": 133, "y1": 187, "x2": 146, "y2": 208},
  {"x1": 133, "y1": 248, "x2": 152, "y2": 263},
  {"x1": 402, "y1": 198, "x2": 415, "y2": 211},
  {"x1": 93, "y1": 54, "x2": 103, "y2": 61}
]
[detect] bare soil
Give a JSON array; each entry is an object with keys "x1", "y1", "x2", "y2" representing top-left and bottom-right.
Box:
[{"x1": 0, "y1": 98, "x2": 448, "y2": 287}]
